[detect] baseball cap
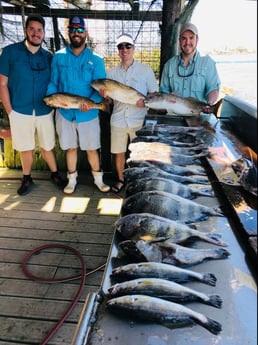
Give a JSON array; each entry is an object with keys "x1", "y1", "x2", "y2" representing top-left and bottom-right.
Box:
[
  {"x1": 116, "y1": 33, "x2": 135, "y2": 46},
  {"x1": 180, "y1": 23, "x2": 198, "y2": 36},
  {"x1": 25, "y1": 14, "x2": 45, "y2": 29},
  {"x1": 68, "y1": 16, "x2": 86, "y2": 29}
]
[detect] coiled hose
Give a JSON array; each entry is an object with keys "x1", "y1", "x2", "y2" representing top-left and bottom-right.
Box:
[{"x1": 21, "y1": 243, "x2": 105, "y2": 345}]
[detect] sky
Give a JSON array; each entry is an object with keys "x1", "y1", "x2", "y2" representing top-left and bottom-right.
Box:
[{"x1": 191, "y1": 0, "x2": 257, "y2": 52}]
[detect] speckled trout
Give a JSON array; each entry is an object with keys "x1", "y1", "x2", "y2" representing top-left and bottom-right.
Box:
[
  {"x1": 91, "y1": 78, "x2": 146, "y2": 104},
  {"x1": 111, "y1": 261, "x2": 217, "y2": 286},
  {"x1": 44, "y1": 92, "x2": 109, "y2": 111},
  {"x1": 108, "y1": 278, "x2": 222, "y2": 308},
  {"x1": 106, "y1": 294, "x2": 222, "y2": 334}
]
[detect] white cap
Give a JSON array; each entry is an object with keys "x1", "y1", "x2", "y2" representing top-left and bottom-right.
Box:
[
  {"x1": 116, "y1": 33, "x2": 135, "y2": 46},
  {"x1": 180, "y1": 23, "x2": 198, "y2": 36}
]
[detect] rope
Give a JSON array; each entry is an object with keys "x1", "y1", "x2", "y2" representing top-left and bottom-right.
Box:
[{"x1": 21, "y1": 243, "x2": 105, "y2": 345}]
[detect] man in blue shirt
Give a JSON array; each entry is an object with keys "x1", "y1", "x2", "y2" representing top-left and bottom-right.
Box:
[
  {"x1": 47, "y1": 16, "x2": 110, "y2": 194},
  {"x1": 160, "y1": 23, "x2": 221, "y2": 111},
  {"x1": 0, "y1": 14, "x2": 65, "y2": 195}
]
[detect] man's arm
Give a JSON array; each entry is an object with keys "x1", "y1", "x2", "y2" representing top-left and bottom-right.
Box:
[{"x1": 0, "y1": 74, "x2": 12, "y2": 115}]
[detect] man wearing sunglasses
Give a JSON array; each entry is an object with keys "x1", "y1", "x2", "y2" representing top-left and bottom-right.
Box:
[
  {"x1": 160, "y1": 23, "x2": 221, "y2": 113},
  {"x1": 106, "y1": 33, "x2": 158, "y2": 194},
  {"x1": 47, "y1": 16, "x2": 110, "y2": 194},
  {"x1": 0, "y1": 14, "x2": 65, "y2": 195}
]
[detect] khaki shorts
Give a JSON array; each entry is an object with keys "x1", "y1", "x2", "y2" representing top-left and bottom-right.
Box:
[
  {"x1": 9, "y1": 110, "x2": 55, "y2": 151},
  {"x1": 111, "y1": 125, "x2": 142, "y2": 154},
  {"x1": 55, "y1": 110, "x2": 100, "y2": 151}
]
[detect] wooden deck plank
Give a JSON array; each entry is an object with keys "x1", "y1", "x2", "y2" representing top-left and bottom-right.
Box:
[{"x1": 0, "y1": 168, "x2": 120, "y2": 345}]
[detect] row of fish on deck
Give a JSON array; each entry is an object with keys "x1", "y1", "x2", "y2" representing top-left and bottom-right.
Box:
[{"x1": 105, "y1": 123, "x2": 232, "y2": 336}]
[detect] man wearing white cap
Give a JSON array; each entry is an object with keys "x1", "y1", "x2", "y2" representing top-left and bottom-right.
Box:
[
  {"x1": 106, "y1": 33, "x2": 158, "y2": 193},
  {"x1": 160, "y1": 23, "x2": 220, "y2": 111}
]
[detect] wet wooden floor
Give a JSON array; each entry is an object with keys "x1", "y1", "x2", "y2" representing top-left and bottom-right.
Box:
[{"x1": 0, "y1": 168, "x2": 122, "y2": 345}]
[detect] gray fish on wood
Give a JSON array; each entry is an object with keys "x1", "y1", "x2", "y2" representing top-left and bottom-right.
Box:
[
  {"x1": 123, "y1": 167, "x2": 210, "y2": 185},
  {"x1": 108, "y1": 277, "x2": 222, "y2": 308},
  {"x1": 124, "y1": 176, "x2": 213, "y2": 199},
  {"x1": 119, "y1": 238, "x2": 230, "y2": 267},
  {"x1": 111, "y1": 261, "x2": 217, "y2": 286},
  {"x1": 126, "y1": 159, "x2": 206, "y2": 176},
  {"x1": 106, "y1": 294, "x2": 222, "y2": 334},
  {"x1": 114, "y1": 213, "x2": 227, "y2": 247},
  {"x1": 121, "y1": 190, "x2": 222, "y2": 222}
]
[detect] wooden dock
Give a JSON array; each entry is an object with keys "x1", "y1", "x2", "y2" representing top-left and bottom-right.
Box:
[{"x1": 0, "y1": 168, "x2": 122, "y2": 345}]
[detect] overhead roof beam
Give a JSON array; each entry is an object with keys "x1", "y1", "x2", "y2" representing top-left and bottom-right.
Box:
[{"x1": 2, "y1": 7, "x2": 162, "y2": 21}]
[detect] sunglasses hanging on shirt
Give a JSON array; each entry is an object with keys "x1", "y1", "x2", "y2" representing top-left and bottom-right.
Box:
[{"x1": 177, "y1": 60, "x2": 196, "y2": 78}]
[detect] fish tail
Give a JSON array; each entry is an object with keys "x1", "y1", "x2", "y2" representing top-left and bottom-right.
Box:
[
  {"x1": 207, "y1": 294, "x2": 223, "y2": 308},
  {"x1": 199, "y1": 317, "x2": 222, "y2": 335},
  {"x1": 202, "y1": 273, "x2": 217, "y2": 286},
  {"x1": 212, "y1": 98, "x2": 223, "y2": 118},
  {"x1": 100, "y1": 99, "x2": 111, "y2": 112}
]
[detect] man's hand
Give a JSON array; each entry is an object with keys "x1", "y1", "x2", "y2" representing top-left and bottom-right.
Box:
[
  {"x1": 79, "y1": 103, "x2": 92, "y2": 112},
  {"x1": 136, "y1": 98, "x2": 146, "y2": 108}
]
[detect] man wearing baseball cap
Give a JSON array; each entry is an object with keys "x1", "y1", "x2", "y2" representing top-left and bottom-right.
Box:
[
  {"x1": 160, "y1": 22, "x2": 221, "y2": 113},
  {"x1": 104, "y1": 33, "x2": 158, "y2": 194},
  {"x1": 46, "y1": 16, "x2": 110, "y2": 194}
]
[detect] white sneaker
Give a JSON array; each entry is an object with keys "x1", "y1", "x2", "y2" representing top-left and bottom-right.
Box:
[
  {"x1": 64, "y1": 171, "x2": 78, "y2": 194},
  {"x1": 92, "y1": 171, "x2": 110, "y2": 192}
]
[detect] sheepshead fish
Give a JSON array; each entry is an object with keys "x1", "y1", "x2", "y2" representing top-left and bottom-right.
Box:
[
  {"x1": 232, "y1": 156, "x2": 257, "y2": 196},
  {"x1": 119, "y1": 238, "x2": 230, "y2": 267},
  {"x1": 111, "y1": 262, "x2": 217, "y2": 286},
  {"x1": 115, "y1": 213, "x2": 227, "y2": 247},
  {"x1": 121, "y1": 190, "x2": 223, "y2": 222},
  {"x1": 123, "y1": 166, "x2": 210, "y2": 185},
  {"x1": 125, "y1": 177, "x2": 213, "y2": 199},
  {"x1": 43, "y1": 93, "x2": 108, "y2": 111},
  {"x1": 91, "y1": 78, "x2": 146, "y2": 105},
  {"x1": 126, "y1": 159, "x2": 206, "y2": 176},
  {"x1": 108, "y1": 278, "x2": 222, "y2": 308},
  {"x1": 106, "y1": 294, "x2": 222, "y2": 334},
  {"x1": 144, "y1": 93, "x2": 223, "y2": 117}
]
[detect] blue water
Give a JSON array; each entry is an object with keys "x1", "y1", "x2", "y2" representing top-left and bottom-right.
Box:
[{"x1": 214, "y1": 56, "x2": 257, "y2": 107}]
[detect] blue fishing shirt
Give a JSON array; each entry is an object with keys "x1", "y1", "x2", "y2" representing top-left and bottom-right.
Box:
[
  {"x1": 47, "y1": 45, "x2": 106, "y2": 123},
  {"x1": 160, "y1": 51, "x2": 221, "y2": 103},
  {"x1": 0, "y1": 41, "x2": 53, "y2": 115}
]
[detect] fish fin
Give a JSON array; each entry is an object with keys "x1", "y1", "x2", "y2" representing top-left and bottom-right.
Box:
[{"x1": 212, "y1": 98, "x2": 223, "y2": 118}]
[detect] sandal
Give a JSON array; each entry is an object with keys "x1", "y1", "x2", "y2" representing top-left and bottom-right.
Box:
[{"x1": 111, "y1": 180, "x2": 125, "y2": 194}]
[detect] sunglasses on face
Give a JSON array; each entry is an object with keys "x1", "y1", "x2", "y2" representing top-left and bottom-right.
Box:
[
  {"x1": 117, "y1": 43, "x2": 133, "y2": 50},
  {"x1": 69, "y1": 27, "x2": 85, "y2": 34}
]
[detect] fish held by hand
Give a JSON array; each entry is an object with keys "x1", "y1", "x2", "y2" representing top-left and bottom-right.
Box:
[
  {"x1": 144, "y1": 93, "x2": 223, "y2": 117},
  {"x1": 44, "y1": 92, "x2": 109, "y2": 112}
]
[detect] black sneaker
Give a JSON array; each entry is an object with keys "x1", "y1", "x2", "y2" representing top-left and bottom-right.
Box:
[
  {"x1": 51, "y1": 172, "x2": 67, "y2": 189},
  {"x1": 17, "y1": 178, "x2": 34, "y2": 196}
]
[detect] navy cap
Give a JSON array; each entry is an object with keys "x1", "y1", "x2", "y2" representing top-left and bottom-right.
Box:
[{"x1": 68, "y1": 16, "x2": 86, "y2": 29}]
